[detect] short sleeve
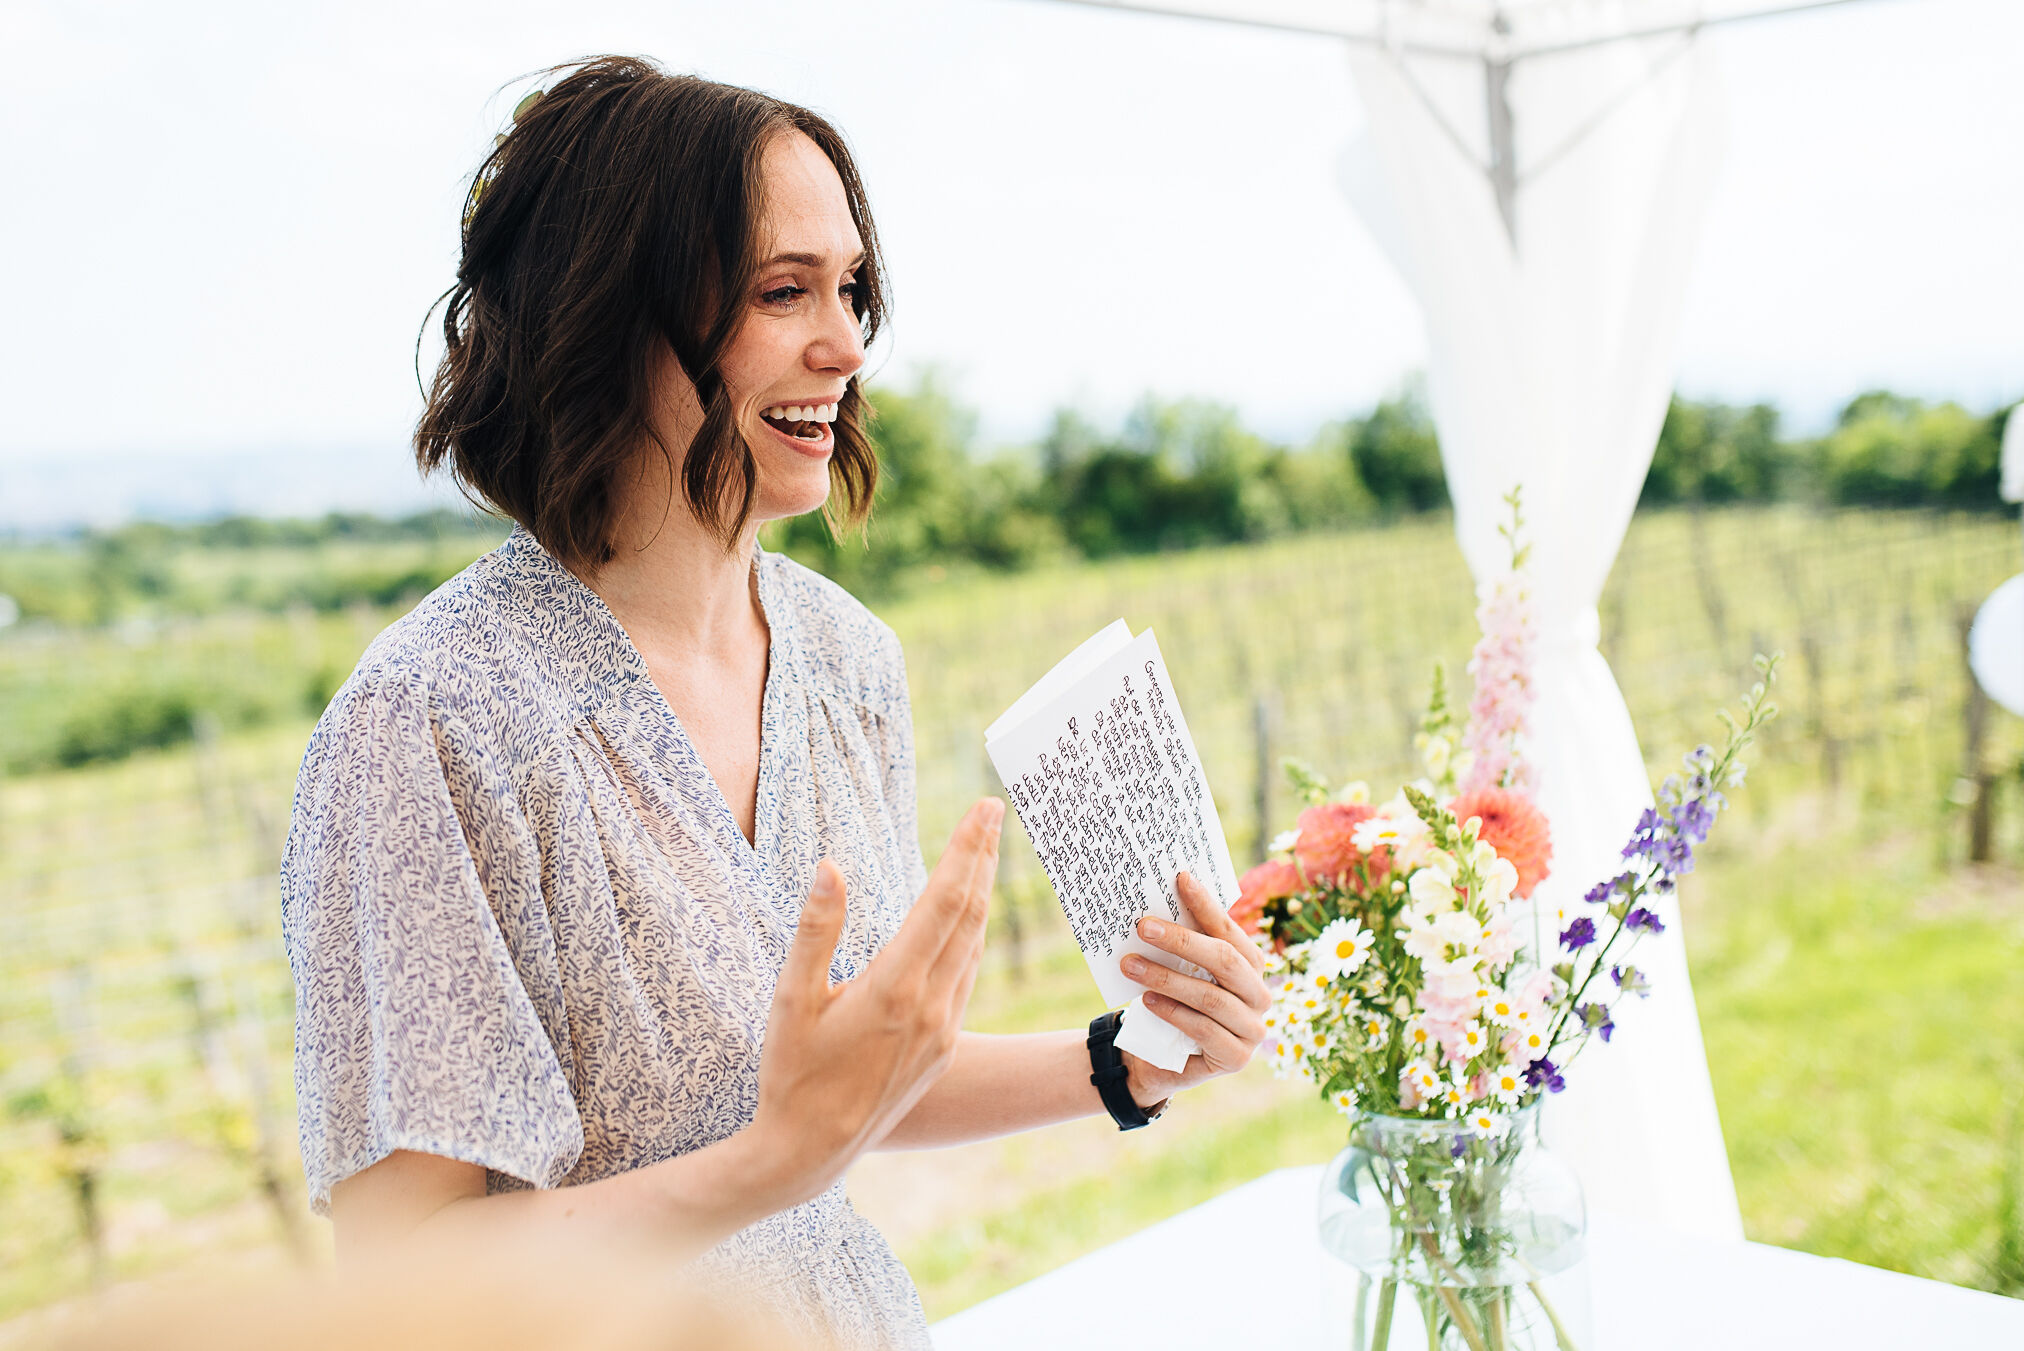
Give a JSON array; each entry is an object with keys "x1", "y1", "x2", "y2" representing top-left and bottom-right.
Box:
[
  {"x1": 280, "y1": 667, "x2": 583, "y2": 1216},
  {"x1": 877, "y1": 632, "x2": 930, "y2": 899}
]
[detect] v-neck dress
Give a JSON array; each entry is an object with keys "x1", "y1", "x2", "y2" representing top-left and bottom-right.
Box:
[{"x1": 280, "y1": 524, "x2": 934, "y2": 1348}]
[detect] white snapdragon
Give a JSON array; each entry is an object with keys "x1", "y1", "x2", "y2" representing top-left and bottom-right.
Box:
[{"x1": 1408, "y1": 862, "x2": 1457, "y2": 914}]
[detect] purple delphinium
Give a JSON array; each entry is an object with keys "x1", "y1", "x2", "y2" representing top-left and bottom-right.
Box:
[
  {"x1": 1542, "y1": 655, "x2": 1779, "y2": 1077},
  {"x1": 1525, "y1": 1058, "x2": 1566, "y2": 1093}
]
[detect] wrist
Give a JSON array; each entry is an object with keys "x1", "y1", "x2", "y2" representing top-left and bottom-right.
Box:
[
  {"x1": 718, "y1": 1116, "x2": 824, "y2": 1217},
  {"x1": 1122, "y1": 1054, "x2": 1167, "y2": 1111}
]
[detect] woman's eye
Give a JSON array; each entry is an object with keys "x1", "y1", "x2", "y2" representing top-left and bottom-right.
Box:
[
  {"x1": 839, "y1": 279, "x2": 860, "y2": 302},
  {"x1": 760, "y1": 284, "x2": 806, "y2": 306}
]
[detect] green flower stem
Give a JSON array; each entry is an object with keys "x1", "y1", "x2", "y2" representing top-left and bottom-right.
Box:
[
  {"x1": 1527, "y1": 1281, "x2": 1580, "y2": 1351},
  {"x1": 1415, "y1": 1231, "x2": 1490, "y2": 1351},
  {"x1": 1372, "y1": 1277, "x2": 1398, "y2": 1350}
]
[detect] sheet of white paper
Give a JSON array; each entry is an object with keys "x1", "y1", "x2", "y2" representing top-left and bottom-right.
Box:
[
  {"x1": 985, "y1": 624, "x2": 1242, "y2": 1073},
  {"x1": 984, "y1": 618, "x2": 1131, "y2": 745}
]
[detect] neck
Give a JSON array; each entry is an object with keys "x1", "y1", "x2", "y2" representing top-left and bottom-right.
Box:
[{"x1": 574, "y1": 462, "x2": 767, "y2": 659}]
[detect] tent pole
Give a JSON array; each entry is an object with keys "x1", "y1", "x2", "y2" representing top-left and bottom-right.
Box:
[{"x1": 1485, "y1": 54, "x2": 1519, "y2": 250}]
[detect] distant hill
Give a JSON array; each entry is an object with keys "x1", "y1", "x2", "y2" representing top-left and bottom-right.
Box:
[{"x1": 0, "y1": 447, "x2": 462, "y2": 534}]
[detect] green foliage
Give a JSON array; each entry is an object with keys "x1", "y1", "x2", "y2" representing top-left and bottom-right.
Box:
[
  {"x1": 1812, "y1": 391, "x2": 2007, "y2": 510},
  {"x1": 0, "y1": 510, "x2": 506, "y2": 626},
  {"x1": 1642, "y1": 397, "x2": 1788, "y2": 506},
  {"x1": 1343, "y1": 385, "x2": 1448, "y2": 513},
  {"x1": 52, "y1": 686, "x2": 199, "y2": 767},
  {"x1": 765, "y1": 375, "x2": 1066, "y2": 591}
]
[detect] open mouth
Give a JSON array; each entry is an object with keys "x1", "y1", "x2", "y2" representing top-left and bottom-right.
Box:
[{"x1": 761, "y1": 402, "x2": 838, "y2": 444}]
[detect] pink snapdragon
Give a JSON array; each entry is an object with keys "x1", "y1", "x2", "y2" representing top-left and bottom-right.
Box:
[{"x1": 1459, "y1": 573, "x2": 1539, "y2": 797}]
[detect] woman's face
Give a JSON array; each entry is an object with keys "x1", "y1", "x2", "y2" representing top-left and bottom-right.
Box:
[{"x1": 654, "y1": 129, "x2": 868, "y2": 531}]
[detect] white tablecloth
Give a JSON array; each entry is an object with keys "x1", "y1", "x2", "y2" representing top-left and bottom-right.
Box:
[{"x1": 931, "y1": 1165, "x2": 2024, "y2": 1349}]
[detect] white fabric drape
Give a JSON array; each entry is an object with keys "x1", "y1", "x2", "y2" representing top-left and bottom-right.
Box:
[{"x1": 1339, "y1": 36, "x2": 1744, "y2": 1239}]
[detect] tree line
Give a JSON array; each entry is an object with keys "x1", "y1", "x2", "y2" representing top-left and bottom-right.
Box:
[
  {"x1": 1, "y1": 380, "x2": 2013, "y2": 624},
  {"x1": 766, "y1": 378, "x2": 2017, "y2": 592}
]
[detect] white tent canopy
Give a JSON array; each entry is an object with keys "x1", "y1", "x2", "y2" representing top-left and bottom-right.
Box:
[{"x1": 1051, "y1": 0, "x2": 1870, "y2": 1241}]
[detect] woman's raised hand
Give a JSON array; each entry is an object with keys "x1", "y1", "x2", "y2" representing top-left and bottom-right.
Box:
[{"x1": 749, "y1": 798, "x2": 1003, "y2": 1203}]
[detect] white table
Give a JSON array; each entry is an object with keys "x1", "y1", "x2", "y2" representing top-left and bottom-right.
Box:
[{"x1": 932, "y1": 1166, "x2": 2024, "y2": 1349}]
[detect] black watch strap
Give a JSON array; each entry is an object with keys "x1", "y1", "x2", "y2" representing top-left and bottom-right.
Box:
[{"x1": 1087, "y1": 1009, "x2": 1165, "y2": 1131}]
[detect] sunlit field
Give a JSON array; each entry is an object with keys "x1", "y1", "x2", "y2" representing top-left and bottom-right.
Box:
[{"x1": 2, "y1": 507, "x2": 2020, "y2": 1330}]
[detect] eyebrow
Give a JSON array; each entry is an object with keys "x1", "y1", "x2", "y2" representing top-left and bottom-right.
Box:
[{"x1": 761, "y1": 250, "x2": 866, "y2": 269}]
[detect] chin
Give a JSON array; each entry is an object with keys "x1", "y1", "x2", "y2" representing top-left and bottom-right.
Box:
[{"x1": 752, "y1": 469, "x2": 837, "y2": 525}]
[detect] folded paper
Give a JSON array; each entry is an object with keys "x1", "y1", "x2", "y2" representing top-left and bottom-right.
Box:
[{"x1": 985, "y1": 622, "x2": 1241, "y2": 1072}]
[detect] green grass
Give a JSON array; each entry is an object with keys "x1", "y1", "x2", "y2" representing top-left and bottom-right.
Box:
[
  {"x1": 1, "y1": 506, "x2": 2021, "y2": 1324},
  {"x1": 1693, "y1": 823, "x2": 2024, "y2": 1292}
]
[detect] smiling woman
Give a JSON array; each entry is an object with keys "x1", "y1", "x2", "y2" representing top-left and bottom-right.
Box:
[
  {"x1": 414, "y1": 58, "x2": 884, "y2": 567},
  {"x1": 283, "y1": 54, "x2": 1270, "y2": 1351}
]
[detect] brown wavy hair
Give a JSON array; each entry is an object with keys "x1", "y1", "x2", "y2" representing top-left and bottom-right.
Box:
[{"x1": 415, "y1": 56, "x2": 885, "y2": 573}]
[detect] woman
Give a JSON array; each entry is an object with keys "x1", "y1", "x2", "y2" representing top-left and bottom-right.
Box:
[{"x1": 282, "y1": 56, "x2": 1269, "y2": 1349}]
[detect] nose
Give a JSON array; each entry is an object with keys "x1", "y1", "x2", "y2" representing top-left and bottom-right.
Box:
[{"x1": 807, "y1": 287, "x2": 866, "y2": 382}]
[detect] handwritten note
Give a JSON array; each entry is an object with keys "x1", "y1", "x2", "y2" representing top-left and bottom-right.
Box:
[{"x1": 985, "y1": 621, "x2": 1241, "y2": 1072}]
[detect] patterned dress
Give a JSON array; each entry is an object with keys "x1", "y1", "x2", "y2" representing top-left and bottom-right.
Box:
[{"x1": 281, "y1": 523, "x2": 934, "y2": 1348}]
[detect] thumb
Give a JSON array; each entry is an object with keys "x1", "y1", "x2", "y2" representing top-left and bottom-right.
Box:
[{"x1": 783, "y1": 859, "x2": 848, "y2": 1000}]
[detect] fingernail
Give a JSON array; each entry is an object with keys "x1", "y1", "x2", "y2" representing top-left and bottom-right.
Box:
[
  {"x1": 1141, "y1": 919, "x2": 1164, "y2": 940},
  {"x1": 812, "y1": 865, "x2": 840, "y2": 903},
  {"x1": 1122, "y1": 956, "x2": 1145, "y2": 976}
]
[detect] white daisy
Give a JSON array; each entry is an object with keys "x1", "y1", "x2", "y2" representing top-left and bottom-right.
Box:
[
  {"x1": 1469, "y1": 1109, "x2": 1507, "y2": 1139},
  {"x1": 1401, "y1": 1060, "x2": 1442, "y2": 1098},
  {"x1": 1312, "y1": 917, "x2": 1376, "y2": 979},
  {"x1": 1351, "y1": 812, "x2": 1430, "y2": 855},
  {"x1": 1488, "y1": 1067, "x2": 1525, "y2": 1105},
  {"x1": 1330, "y1": 1088, "x2": 1358, "y2": 1116},
  {"x1": 1450, "y1": 1022, "x2": 1491, "y2": 1060},
  {"x1": 1268, "y1": 827, "x2": 1302, "y2": 855},
  {"x1": 1483, "y1": 989, "x2": 1521, "y2": 1027}
]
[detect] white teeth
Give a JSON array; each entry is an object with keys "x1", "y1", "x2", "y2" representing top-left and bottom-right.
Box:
[{"x1": 762, "y1": 403, "x2": 837, "y2": 423}]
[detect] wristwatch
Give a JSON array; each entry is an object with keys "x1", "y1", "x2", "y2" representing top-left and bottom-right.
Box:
[{"x1": 1087, "y1": 1009, "x2": 1169, "y2": 1131}]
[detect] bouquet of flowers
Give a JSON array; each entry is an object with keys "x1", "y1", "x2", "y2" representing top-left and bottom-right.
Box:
[{"x1": 1241, "y1": 493, "x2": 1779, "y2": 1351}]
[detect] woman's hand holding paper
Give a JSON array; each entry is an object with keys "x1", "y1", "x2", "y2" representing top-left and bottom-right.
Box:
[{"x1": 1117, "y1": 871, "x2": 1270, "y2": 1106}]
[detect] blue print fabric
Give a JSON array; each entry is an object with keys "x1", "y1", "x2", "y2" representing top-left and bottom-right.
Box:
[{"x1": 282, "y1": 524, "x2": 933, "y2": 1348}]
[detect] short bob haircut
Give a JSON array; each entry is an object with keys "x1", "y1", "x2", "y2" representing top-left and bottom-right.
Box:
[{"x1": 416, "y1": 56, "x2": 886, "y2": 573}]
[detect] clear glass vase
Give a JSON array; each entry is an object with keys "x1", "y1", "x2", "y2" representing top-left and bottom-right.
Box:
[{"x1": 1317, "y1": 1105, "x2": 1591, "y2": 1351}]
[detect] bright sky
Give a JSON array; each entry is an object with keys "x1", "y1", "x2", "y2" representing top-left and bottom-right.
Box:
[{"x1": 2, "y1": 0, "x2": 2019, "y2": 507}]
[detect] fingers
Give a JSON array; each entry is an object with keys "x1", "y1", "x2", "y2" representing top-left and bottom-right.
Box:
[
  {"x1": 927, "y1": 804, "x2": 1000, "y2": 1002},
  {"x1": 780, "y1": 860, "x2": 848, "y2": 1005},
  {"x1": 1122, "y1": 953, "x2": 1266, "y2": 1045},
  {"x1": 1139, "y1": 990, "x2": 1250, "y2": 1069},
  {"x1": 883, "y1": 799, "x2": 1003, "y2": 969},
  {"x1": 1177, "y1": 871, "x2": 1267, "y2": 974},
  {"x1": 1135, "y1": 887, "x2": 1270, "y2": 1010}
]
